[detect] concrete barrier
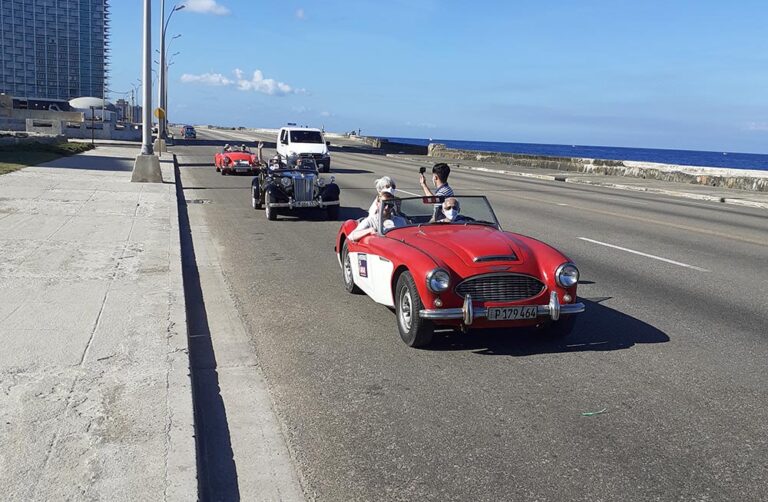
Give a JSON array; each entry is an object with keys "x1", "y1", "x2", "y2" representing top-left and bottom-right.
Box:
[
  {"x1": 0, "y1": 131, "x2": 67, "y2": 146},
  {"x1": 427, "y1": 143, "x2": 768, "y2": 192}
]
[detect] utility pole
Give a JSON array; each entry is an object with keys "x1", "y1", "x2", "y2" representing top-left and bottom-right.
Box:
[
  {"x1": 157, "y1": 0, "x2": 165, "y2": 140},
  {"x1": 132, "y1": 0, "x2": 162, "y2": 182}
]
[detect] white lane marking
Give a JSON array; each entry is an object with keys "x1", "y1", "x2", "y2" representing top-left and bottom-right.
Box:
[
  {"x1": 578, "y1": 237, "x2": 709, "y2": 272},
  {"x1": 397, "y1": 189, "x2": 422, "y2": 197},
  {"x1": 557, "y1": 203, "x2": 569, "y2": 206}
]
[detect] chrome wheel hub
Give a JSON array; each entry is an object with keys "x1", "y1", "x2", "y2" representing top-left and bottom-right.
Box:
[
  {"x1": 343, "y1": 252, "x2": 353, "y2": 285},
  {"x1": 399, "y1": 289, "x2": 413, "y2": 331}
]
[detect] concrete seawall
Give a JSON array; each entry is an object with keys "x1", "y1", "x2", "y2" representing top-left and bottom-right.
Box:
[{"x1": 427, "y1": 143, "x2": 768, "y2": 192}]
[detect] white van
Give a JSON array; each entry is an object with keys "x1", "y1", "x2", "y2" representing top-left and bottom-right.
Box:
[{"x1": 276, "y1": 127, "x2": 331, "y2": 172}]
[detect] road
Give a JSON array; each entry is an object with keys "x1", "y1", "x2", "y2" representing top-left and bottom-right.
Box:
[{"x1": 174, "y1": 128, "x2": 768, "y2": 501}]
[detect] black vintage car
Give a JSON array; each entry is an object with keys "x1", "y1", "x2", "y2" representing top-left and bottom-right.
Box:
[{"x1": 251, "y1": 156, "x2": 340, "y2": 221}]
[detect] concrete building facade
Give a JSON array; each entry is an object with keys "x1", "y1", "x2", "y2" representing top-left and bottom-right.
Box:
[{"x1": 0, "y1": 0, "x2": 109, "y2": 101}]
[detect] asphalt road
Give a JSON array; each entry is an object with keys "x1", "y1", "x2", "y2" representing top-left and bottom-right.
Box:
[{"x1": 175, "y1": 128, "x2": 768, "y2": 501}]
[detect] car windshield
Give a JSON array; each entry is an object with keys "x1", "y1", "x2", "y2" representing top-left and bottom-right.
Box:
[
  {"x1": 289, "y1": 130, "x2": 323, "y2": 143},
  {"x1": 292, "y1": 158, "x2": 317, "y2": 170},
  {"x1": 377, "y1": 196, "x2": 500, "y2": 234}
]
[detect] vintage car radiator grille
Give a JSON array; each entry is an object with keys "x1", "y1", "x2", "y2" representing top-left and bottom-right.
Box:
[
  {"x1": 293, "y1": 178, "x2": 314, "y2": 202},
  {"x1": 455, "y1": 274, "x2": 545, "y2": 302}
]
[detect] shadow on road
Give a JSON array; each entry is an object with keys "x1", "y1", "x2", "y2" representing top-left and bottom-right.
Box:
[
  {"x1": 175, "y1": 162, "x2": 241, "y2": 501},
  {"x1": 426, "y1": 297, "x2": 669, "y2": 355},
  {"x1": 330, "y1": 167, "x2": 373, "y2": 174}
]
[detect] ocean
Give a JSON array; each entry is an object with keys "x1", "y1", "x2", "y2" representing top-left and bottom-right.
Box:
[{"x1": 383, "y1": 137, "x2": 768, "y2": 172}]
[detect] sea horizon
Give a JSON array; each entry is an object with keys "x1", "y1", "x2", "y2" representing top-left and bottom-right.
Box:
[{"x1": 381, "y1": 136, "x2": 768, "y2": 172}]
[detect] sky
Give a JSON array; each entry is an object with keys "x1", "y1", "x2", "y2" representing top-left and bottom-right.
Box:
[{"x1": 108, "y1": 0, "x2": 768, "y2": 154}]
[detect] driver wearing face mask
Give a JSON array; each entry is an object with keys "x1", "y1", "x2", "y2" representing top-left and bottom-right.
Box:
[{"x1": 436, "y1": 197, "x2": 467, "y2": 223}]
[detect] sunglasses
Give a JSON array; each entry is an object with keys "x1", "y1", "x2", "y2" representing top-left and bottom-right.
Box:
[{"x1": 444, "y1": 205, "x2": 457, "y2": 210}]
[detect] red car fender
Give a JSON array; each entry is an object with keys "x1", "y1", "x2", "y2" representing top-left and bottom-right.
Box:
[
  {"x1": 508, "y1": 234, "x2": 579, "y2": 302},
  {"x1": 336, "y1": 222, "x2": 443, "y2": 306}
]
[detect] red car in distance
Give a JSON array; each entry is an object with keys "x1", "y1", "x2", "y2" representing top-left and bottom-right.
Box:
[
  {"x1": 335, "y1": 195, "x2": 585, "y2": 347},
  {"x1": 214, "y1": 145, "x2": 261, "y2": 175}
]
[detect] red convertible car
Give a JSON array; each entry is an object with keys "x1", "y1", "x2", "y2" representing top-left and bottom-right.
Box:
[
  {"x1": 335, "y1": 196, "x2": 585, "y2": 347},
  {"x1": 214, "y1": 146, "x2": 260, "y2": 175}
]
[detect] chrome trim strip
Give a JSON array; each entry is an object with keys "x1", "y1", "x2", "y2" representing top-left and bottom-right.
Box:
[
  {"x1": 463, "y1": 294, "x2": 473, "y2": 325},
  {"x1": 419, "y1": 299, "x2": 585, "y2": 321},
  {"x1": 473, "y1": 255, "x2": 518, "y2": 263},
  {"x1": 267, "y1": 200, "x2": 339, "y2": 208}
]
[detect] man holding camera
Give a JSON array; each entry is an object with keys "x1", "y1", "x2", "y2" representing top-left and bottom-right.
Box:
[{"x1": 419, "y1": 163, "x2": 454, "y2": 198}]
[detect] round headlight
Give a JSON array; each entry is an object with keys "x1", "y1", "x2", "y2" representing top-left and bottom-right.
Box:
[
  {"x1": 426, "y1": 268, "x2": 450, "y2": 293},
  {"x1": 316, "y1": 177, "x2": 326, "y2": 187},
  {"x1": 555, "y1": 263, "x2": 579, "y2": 288},
  {"x1": 280, "y1": 177, "x2": 291, "y2": 188}
]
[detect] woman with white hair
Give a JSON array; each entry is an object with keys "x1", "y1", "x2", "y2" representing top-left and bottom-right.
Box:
[{"x1": 368, "y1": 176, "x2": 396, "y2": 217}]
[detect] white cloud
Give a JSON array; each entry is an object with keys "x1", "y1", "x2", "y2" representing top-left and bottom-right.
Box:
[
  {"x1": 180, "y1": 69, "x2": 305, "y2": 96},
  {"x1": 233, "y1": 68, "x2": 305, "y2": 96},
  {"x1": 180, "y1": 72, "x2": 232, "y2": 86},
  {"x1": 182, "y1": 0, "x2": 230, "y2": 15},
  {"x1": 295, "y1": 8, "x2": 305, "y2": 20},
  {"x1": 320, "y1": 111, "x2": 331, "y2": 117},
  {"x1": 746, "y1": 122, "x2": 768, "y2": 132}
]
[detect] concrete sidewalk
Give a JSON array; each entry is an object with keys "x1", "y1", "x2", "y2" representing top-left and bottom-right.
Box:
[{"x1": 0, "y1": 146, "x2": 196, "y2": 500}]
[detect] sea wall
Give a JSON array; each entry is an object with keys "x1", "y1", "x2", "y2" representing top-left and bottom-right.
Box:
[
  {"x1": 360, "y1": 136, "x2": 428, "y2": 155},
  {"x1": 427, "y1": 143, "x2": 768, "y2": 192}
]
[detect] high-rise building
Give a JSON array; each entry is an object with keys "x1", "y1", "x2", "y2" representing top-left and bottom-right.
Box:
[{"x1": 0, "y1": 0, "x2": 109, "y2": 101}]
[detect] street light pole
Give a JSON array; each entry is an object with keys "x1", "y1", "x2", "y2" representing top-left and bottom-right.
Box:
[
  {"x1": 157, "y1": 0, "x2": 165, "y2": 140},
  {"x1": 132, "y1": 0, "x2": 162, "y2": 183},
  {"x1": 141, "y1": 0, "x2": 153, "y2": 155},
  {"x1": 158, "y1": 2, "x2": 184, "y2": 140}
]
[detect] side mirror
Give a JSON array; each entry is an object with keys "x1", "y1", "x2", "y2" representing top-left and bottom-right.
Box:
[{"x1": 326, "y1": 141, "x2": 331, "y2": 147}]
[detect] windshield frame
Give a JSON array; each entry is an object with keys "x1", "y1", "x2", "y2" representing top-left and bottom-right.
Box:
[{"x1": 377, "y1": 195, "x2": 501, "y2": 235}]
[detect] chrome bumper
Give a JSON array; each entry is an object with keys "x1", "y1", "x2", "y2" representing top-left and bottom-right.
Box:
[
  {"x1": 267, "y1": 198, "x2": 340, "y2": 209},
  {"x1": 419, "y1": 292, "x2": 585, "y2": 325}
]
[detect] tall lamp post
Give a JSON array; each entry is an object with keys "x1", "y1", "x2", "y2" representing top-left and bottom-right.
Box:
[
  {"x1": 132, "y1": 0, "x2": 162, "y2": 183},
  {"x1": 158, "y1": 1, "x2": 185, "y2": 140},
  {"x1": 165, "y1": 50, "x2": 181, "y2": 129}
]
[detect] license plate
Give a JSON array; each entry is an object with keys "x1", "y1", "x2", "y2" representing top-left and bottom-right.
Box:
[
  {"x1": 487, "y1": 306, "x2": 538, "y2": 321},
  {"x1": 318, "y1": 163, "x2": 324, "y2": 168},
  {"x1": 235, "y1": 167, "x2": 249, "y2": 172}
]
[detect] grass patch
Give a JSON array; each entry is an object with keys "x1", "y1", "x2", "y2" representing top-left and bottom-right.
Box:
[{"x1": 0, "y1": 142, "x2": 95, "y2": 175}]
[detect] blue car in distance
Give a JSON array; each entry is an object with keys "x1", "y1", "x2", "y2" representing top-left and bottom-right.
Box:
[{"x1": 182, "y1": 125, "x2": 196, "y2": 139}]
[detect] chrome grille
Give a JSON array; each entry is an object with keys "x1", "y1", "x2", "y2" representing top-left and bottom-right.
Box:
[
  {"x1": 455, "y1": 273, "x2": 545, "y2": 302},
  {"x1": 293, "y1": 177, "x2": 314, "y2": 202}
]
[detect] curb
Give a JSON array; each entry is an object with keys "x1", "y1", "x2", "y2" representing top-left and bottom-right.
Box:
[
  {"x1": 387, "y1": 155, "x2": 768, "y2": 211},
  {"x1": 165, "y1": 153, "x2": 198, "y2": 501}
]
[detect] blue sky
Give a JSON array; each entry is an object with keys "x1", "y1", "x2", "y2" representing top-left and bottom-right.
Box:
[{"x1": 109, "y1": 1, "x2": 768, "y2": 153}]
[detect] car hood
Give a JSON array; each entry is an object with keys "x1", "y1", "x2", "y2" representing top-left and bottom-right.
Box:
[
  {"x1": 223, "y1": 152, "x2": 252, "y2": 160},
  {"x1": 393, "y1": 225, "x2": 544, "y2": 275}
]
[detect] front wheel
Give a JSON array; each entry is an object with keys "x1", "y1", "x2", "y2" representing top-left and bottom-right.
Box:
[
  {"x1": 251, "y1": 187, "x2": 262, "y2": 210},
  {"x1": 341, "y1": 241, "x2": 361, "y2": 294},
  {"x1": 265, "y1": 191, "x2": 276, "y2": 220},
  {"x1": 395, "y1": 271, "x2": 434, "y2": 348}
]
